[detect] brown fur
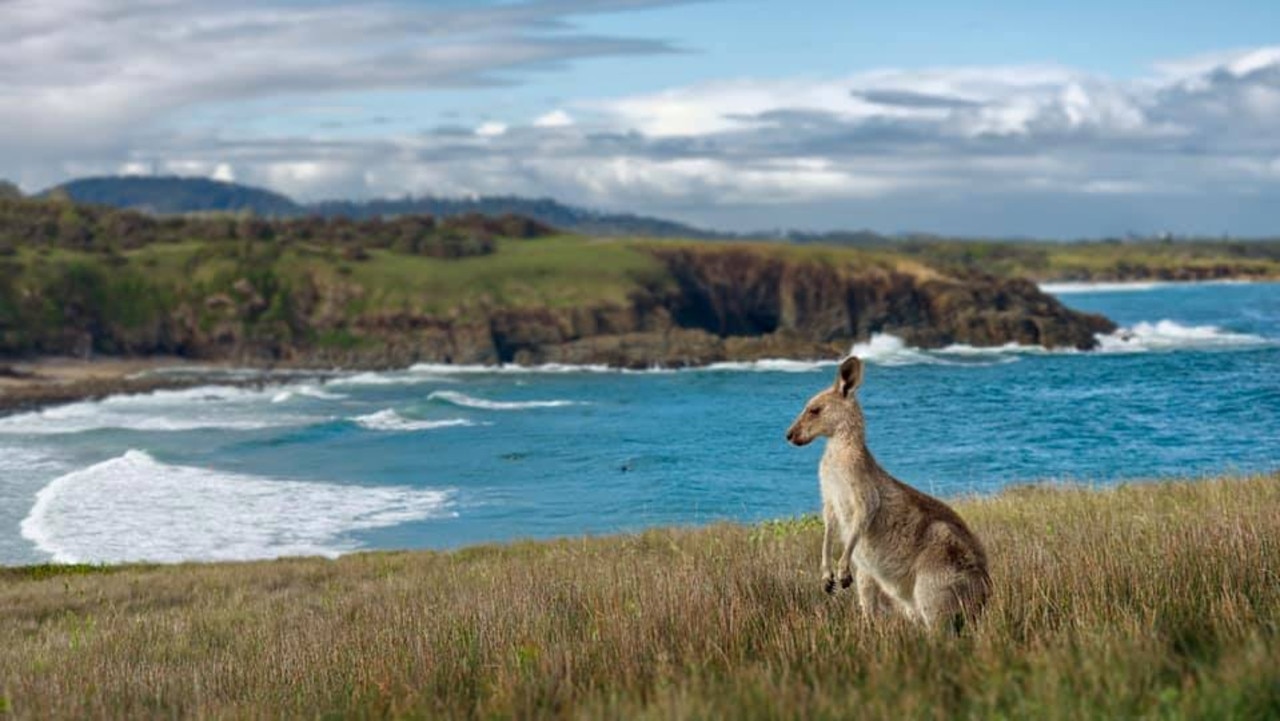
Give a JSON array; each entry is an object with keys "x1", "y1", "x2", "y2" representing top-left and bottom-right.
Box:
[{"x1": 786, "y1": 356, "x2": 991, "y2": 627}]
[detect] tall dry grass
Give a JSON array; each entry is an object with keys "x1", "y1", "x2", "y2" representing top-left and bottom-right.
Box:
[{"x1": 1, "y1": 474, "x2": 1278, "y2": 719}]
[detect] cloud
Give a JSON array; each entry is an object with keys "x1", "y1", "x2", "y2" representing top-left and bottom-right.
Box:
[
  {"x1": 5, "y1": 3, "x2": 1280, "y2": 235},
  {"x1": 534, "y1": 109, "x2": 576, "y2": 128},
  {"x1": 0, "y1": 0, "x2": 691, "y2": 186},
  {"x1": 211, "y1": 163, "x2": 237, "y2": 183},
  {"x1": 852, "y1": 89, "x2": 982, "y2": 110},
  {"x1": 475, "y1": 122, "x2": 510, "y2": 138}
]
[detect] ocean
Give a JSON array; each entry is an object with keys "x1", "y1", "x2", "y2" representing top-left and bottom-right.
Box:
[{"x1": 1, "y1": 281, "x2": 1276, "y2": 566}]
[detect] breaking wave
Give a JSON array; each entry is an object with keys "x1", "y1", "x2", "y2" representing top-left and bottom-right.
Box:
[
  {"x1": 845, "y1": 321, "x2": 1268, "y2": 367},
  {"x1": 270, "y1": 384, "x2": 348, "y2": 403},
  {"x1": 328, "y1": 371, "x2": 454, "y2": 388},
  {"x1": 1096, "y1": 320, "x2": 1268, "y2": 353},
  {"x1": 1039, "y1": 281, "x2": 1165, "y2": 294},
  {"x1": 1039, "y1": 279, "x2": 1254, "y2": 295},
  {"x1": 21, "y1": 450, "x2": 454, "y2": 564},
  {"x1": 351, "y1": 410, "x2": 478, "y2": 432},
  {"x1": 701, "y1": 359, "x2": 838, "y2": 373},
  {"x1": 409, "y1": 362, "x2": 615, "y2": 375},
  {"x1": 428, "y1": 390, "x2": 583, "y2": 410},
  {"x1": 849, "y1": 334, "x2": 1024, "y2": 367},
  {"x1": 0, "y1": 445, "x2": 66, "y2": 475},
  {"x1": 0, "y1": 384, "x2": 315, "y2": 435}
]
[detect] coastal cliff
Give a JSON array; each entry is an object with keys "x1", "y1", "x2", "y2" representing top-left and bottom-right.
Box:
[{"x1": 0, "y1": 234, "x2": 1114, "y2": 369}]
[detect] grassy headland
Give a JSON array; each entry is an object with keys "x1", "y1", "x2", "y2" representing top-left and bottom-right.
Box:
[
  {"x1": 888, "y1": 237, "x2": 1280, "y2": 282},
  {"x1": 1, "y1": 474, "x2": 1277, "y2": 719},
  {"x1": 2, "y1": 194, "x2": 1277, "y2": 373},
  {"x1": 0, "y1": 196, "x2": 1118, "y2": 369}
]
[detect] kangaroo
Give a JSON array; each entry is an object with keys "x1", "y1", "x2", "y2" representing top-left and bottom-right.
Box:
[{"x1": 785, "y1": 356, "x2": 991, "y2": 628}]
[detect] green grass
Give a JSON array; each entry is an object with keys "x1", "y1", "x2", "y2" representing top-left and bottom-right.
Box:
[
  {"x1": 7, "y1": 235, "x2": 1277, "y2": 341},
  {"x1": 2, "y1": 231, "x2": 1277, "y2": 359},
  {"x1": 340, "y1": 236, "x2": 671, "y2": 315},
  {"x1": 892, "y1": 238, "x2": 1280, "y2": 281},
  {"x1": 1, "y1": 473, "x2": 1276, "y2": 719}
]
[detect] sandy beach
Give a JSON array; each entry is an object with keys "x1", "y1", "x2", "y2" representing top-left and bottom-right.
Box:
[{"x1": 0, "y1": 357, "x2": 271, "y2": 415}]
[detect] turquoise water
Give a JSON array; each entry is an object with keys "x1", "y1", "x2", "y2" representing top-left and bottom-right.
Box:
[{"x1": 1, "y1": 282, "x2": 1276, "y2": 565}]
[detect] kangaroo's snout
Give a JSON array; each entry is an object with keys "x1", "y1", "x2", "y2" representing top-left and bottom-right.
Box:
[{"x1": 785, "y1": 423, "x2": 811, "y2": 447}]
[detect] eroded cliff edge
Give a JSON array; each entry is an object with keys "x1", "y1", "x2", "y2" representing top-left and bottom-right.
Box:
[
  {"x1": 208, "y1": 245, "x2": 1115, "y2": 368},
  {"x1": 0, "y1": 239, "x2": 1116, "y2": 369}
]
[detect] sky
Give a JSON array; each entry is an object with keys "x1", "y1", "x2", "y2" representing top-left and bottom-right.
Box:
[{"x1": 3, "y1": 0, "x2": 1280, "y2": 236}]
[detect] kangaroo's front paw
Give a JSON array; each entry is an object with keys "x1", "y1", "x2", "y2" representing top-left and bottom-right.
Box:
[
  {"x1": 840, "y1": 571, "x2": 854, "y2": 590},
  {"x1": 822, "y1": 572, "x2": 836, "y2": 595}
]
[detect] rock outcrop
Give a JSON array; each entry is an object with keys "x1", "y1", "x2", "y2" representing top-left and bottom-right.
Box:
[
  {"x1": 0, "y1": 244, "x2": 1116, "y2": 369},
  {"x1": 648, "y1": 247, "x2": 1113, "y2": 352},
  {"x1": 254, "y1": 246, "x2": 1115, "y2": 369}
]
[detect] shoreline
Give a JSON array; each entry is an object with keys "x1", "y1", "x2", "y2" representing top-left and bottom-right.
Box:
[
  {"x1": 8, "y1": 470, "x2": 1274, "y2": 571},
  {"x1": 0, "y1": 357, "x2": 334, "y2": 416},
  {"x1": 1036, "y1": 277, "x2": 1267, "y2": 294},
  {"x1": 2, "y1": 275, "x2": 1272, "y2": 416}
]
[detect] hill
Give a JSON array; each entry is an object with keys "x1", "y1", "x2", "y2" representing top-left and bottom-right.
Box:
[
  {"x1": 43, "y1": 177, "x2": 1280, "y2": 281},
  {"x1": 51, "y1": 176, "x2": 302, "y2": 216},
  {"x1": 311, "y1": 196, "x2": 721, "y2": 238},
  {"x1": 1, "y1": 473, "x2": 1276, "y2": 718},
  {"x1": 0, "y1": 195, "x2": 1113, "y2": 367},
  {"x1": 46, "y1": 176, "x2": 721, "y2": 238}
]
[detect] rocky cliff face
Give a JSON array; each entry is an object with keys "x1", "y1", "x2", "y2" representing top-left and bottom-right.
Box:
[
  {"x1": 649, "y1": 247, "x2": 1113, "y2": 349},
  {"x1": 237, "y1": 246, "x2": 1113, "y2": 369},
  {"x1": 2, "y1": 244, "x2": 1116, "y2": 369}
]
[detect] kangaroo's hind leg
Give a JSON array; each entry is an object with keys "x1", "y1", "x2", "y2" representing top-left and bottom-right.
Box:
[
  {"x1": 856, "y1": 572, "x2": 897, "y2": 619},
  {"x1": 914, "y1": 570, "x2": 990, "y2": 631}
]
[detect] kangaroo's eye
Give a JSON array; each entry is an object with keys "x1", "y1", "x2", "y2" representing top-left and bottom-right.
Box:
[{"x1": 808, "y1": 407, "x2": 821, "y2": 416}]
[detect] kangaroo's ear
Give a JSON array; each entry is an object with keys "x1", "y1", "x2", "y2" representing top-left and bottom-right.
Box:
[{"x1": 835, "y1": 356, "x2": 863, "y2": 398}]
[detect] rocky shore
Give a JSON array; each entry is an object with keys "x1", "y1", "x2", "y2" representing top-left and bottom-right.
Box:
[
  {"x1": 0, "y1": 244, "x2": 1120, "y2": 411},
  {"x1": 226, "y1": 246, "x2": 1116, "y2": 370}
]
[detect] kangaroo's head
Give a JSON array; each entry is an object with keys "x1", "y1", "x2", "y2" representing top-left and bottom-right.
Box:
[{"x1": 785, "y1": 356, "x2": 865, "y2": 447}]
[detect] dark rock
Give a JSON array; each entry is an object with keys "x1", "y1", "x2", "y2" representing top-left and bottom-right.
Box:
[{"x1": 1, "y1": 243, "x2": 1121, "y2": 369}]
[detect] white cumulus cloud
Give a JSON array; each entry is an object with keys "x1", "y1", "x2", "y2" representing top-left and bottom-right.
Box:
[
  {"x1": 4, "y1": 2, "x2": 1280, "y2": 235},
  {"x1": 475, "y1": 122, "x2": 509, "y2": 138},
  {"x1": 534, "y1": 109, "x2": 576, "y2": 128}
]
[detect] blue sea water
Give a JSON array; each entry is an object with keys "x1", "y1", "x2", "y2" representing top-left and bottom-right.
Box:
[{"x1": 1, "y1": 281, "x2": 1276, "y2": 566}]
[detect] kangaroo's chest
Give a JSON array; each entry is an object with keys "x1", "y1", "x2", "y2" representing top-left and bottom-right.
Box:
[{"x1": 819, "y1": 450, "x2": 872, "y2": 528}]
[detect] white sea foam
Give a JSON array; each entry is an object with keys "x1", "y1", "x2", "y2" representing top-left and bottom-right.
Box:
[
  {"x1": 270, "y1": 384, "x2": 348, "y2": 404},
  {"x1": 0, "y1": 384, "x2": 319, "y2": 435},
  {"x1": 112, "y1": 384, "x2": 266, "y2": 405},
  {"x1": 852, "y1": 334, "x2": 928, "y2": 365},
  {"x1": 1038, "y1": 281, "x2": 1165, "y2": 294},
  {"x1": 20, "y1": 450, "x2": 454, "y2": 564},
  {"x1": 701, "y1": 359, "x2": 838, "y2": 373},
  {"x1": 0, "y1": 403, "x2": 297, "y2": 435},
  {"x1": 352, "y1": 410, "x2": 478, "y2": 432},
  {"x1": 1095, "y1": 320, "x2": 1269, "y2": 353},
  {"x1": 128, "y1": 367, "x2": 345, "y2": 384},
  {"x1": 428, "y1": 390, "x2": 583, "y2": 410},
  {"x1": 852, "y1": 334, "x2": 1022, "y2": 366},
  {"x1": 841, "y1": 322, "x2": 1268, "y2": 367},
  {"x1": 0, "y1": 445, "x2": 66, "y2": 475},
  {"x1": 408, "y1": 362, "x2": 615, "y2": 375},
  {"x1": 1039, "y1": 279, "x2": 1255, "y2": 295},
  {"x1": 328, "y1": 370, "x2": 462, "y2": 387}
]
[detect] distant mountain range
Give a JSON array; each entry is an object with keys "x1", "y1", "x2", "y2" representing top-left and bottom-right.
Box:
[
  {"x1": 46, "y1": 176, "x2": 727, "y2": 239},
  {"x1": 51, "y1": 176, "x2": 301, "y2": 217}
]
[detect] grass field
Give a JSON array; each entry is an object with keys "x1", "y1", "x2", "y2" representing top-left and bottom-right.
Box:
[
  {"x1": 5, "y1": 230, "x2": 1279, "y2": 359},
  {"x1": 1, "y1": 473, "x2": 1277, "y2": 719},
  {"x1": 890, "y1": 238, "x2": 1280, "y2": 281}
]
